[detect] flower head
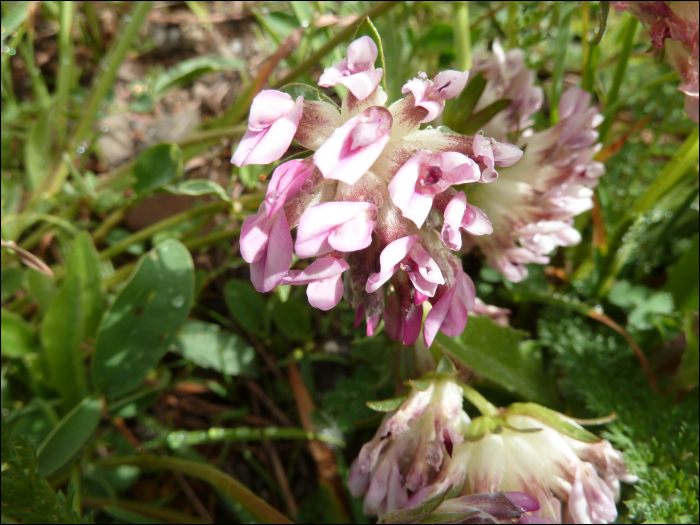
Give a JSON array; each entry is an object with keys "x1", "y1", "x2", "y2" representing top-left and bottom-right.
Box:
[
  {"x1": 232, "y1": 37, "x2": 523, "y2": 343},
  {"x1": 469, "y1": 86, "x2": 604, "y2": 282},
  {"x1": 348, "y1": 376, "x2": 471, "y2": 517}
]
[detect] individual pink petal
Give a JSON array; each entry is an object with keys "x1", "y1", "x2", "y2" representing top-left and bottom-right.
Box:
[
  {"x1": 249, "y1": 211, "x2": 293, "y2": 293},
  {"x1": 296, "y1": 202, "x2": 378, "y2": 257},
  {"x1": 388, "y1": 156, "x2": 434, "y2": 227},
  {"x1": 314, "y1": 106, "x2": 392, "y2": 185},
  {"x1": 347, "y1": 36, "x2": 378, "y2": 72},
  {"x1": 240, "y1": 206, "x2": 273, "y2": 263},
  {"x1": 440, "y1": 152, "x2": 481, "y2": 184},
  {"x1": 366, "y1": 235, "x2": 420, "y2": 293},
  {"x1": 505, "y1": 492, "x2": 541, "y2": 513},
  {"x1": 406, "y1": 243, "x2": 444, "y2": 287},
  {"x1": 426, "y1": 70, "x2": 470, "y2": 100},
  {"x1": 678, "y1": 82, "x2": 699, "y2": 123},
  {"x1": 441, "y1": 192, "x2": 467, "y2": 250},
  {"x1": 265, "y1": 158, "x2": 315, "y2": 217},
  {"x1": 339, "y1": 70, "x2": 385, "y2": 101},
  {"x1": 307, "y1": 274, "x2": 345, "y2": 310},
  {"x1": 491, "y1": 141, "x2": 524, "y2": 167},
  {"x1": 383, "y1": 294, "x2": 403, "y2": 341},
  {"x1": 403, "y1": 304, "x2": 423, "y2": 345},
  {"x1": 366, "y1": 313, "x2": 381, "y2": 336},
  {"x1": 348, "y1": 459, "x2": 370, "y2": 498},
  {"x1": 462, "y1": 204, "x2": 492, "y2": 235},
  {"x1": 423, "y1": 265, "x2": 474, "y2": 346},
  {"x1": 282, "y1": 258, "x2": 350, "y2": 285},
  {"x1": 232, "y1": 91, "x2": 303, "y2": 167}
]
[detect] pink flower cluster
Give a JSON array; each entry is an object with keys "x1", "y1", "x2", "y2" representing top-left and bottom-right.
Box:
[
  {"x1": 349, "y1": 377, "x2": 637, "y2": 523},
  {"x1": 613, "y1": 1, "x2": 699, "y2": 123},
  {"x1": 233, "y1": 36, "x2": 522, "y2": 346},
  {"x1": 470, "y1": 39, "x2": 544, "y2": 141},
  {"x1": 469, "y1": 83, "x2": 605, "y2": 282}
]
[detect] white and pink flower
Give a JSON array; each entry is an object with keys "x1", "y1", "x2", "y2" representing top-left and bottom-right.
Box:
[{"x1": 234, "y1": 36, "x2": 524, "y2": 344}]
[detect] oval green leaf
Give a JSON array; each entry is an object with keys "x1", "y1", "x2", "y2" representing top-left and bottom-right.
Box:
[
  {"x1": 506, "y1": 402, "x2": 600, "y2": 444},
  {"x1": 37, "y1": 397, "x2": 102, "y2": 477},
  {"x1": 172, "y1": 320, "x2": 258, "y2": 377},
  {"x1": 366, "y1": 392, "x2": 409, "y2": 412},
  {"x1": 225, "y1": 279, "x2": 267, "y2": 336},
  {"x1": 1, "y1": 308, "x2": 36, "y2": 358},
  {"x1": 133, "y1": 143, "x2": 184, "y2": 195},
  {"x1": 93, "y1": 239, "x2": 194, "y2": 397}
]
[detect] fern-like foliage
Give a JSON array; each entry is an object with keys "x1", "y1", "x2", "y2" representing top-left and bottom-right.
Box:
[{"x1": 1, "y1": 416, "x2": 85, "y2": 524}]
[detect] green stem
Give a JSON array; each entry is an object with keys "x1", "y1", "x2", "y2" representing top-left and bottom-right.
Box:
[
  {"x1": 507, "y1": 2, "x2": 517, "y2": 49},
  {"x1": 70, "y1": 2, "x2": 152, "y2": 154},
  {"x1": 83, "y1": 498, "x2": 206, "y2": 524},
  {"x1": 454, "y1": 2, "x2": 472, "y2": 71},
  {"x1": 458, "y1": 382, "x2": 499, "y2": 417},
  {"x1": 56, "y1": 2, "x2": 75, "y2": 149},
  {"x1": 550, "y1": 2, "x2": 573, "y2": 125},
  {"x1": 98, "y1": 201, "x2": 227, "y2": 261},
  {"x1": 184, "y1": 227, "x2": 241, "y2": 252},
  {"x1": 581, "y1": 1, "x2": 590, "y2": 90},
  {"x1": 92, "y1": 455, "x2": 293, "y2": 524},
  {"x1": 602, "y1": 70, "x2": 677, "y2": 117},
  {"x1": 598, "y1": 16, "x2": 638, "y2": 142},
  {"x1": 143, "y1": 426, "x2": 345, "y2": 450}
]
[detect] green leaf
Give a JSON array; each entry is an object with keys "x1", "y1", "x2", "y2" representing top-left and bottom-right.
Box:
[
  {"x1": 378, "y1": 486, "x2": 451, "y2": 524},
  {"x1": 1, "y1": 2, "x2": 30, "y2": 42},
  {"x1": 41, "y1": 273, "x2": 88, "y2": 411},
  {"x1": 366, "y1": 392, "x2": 408, "y2": 412},
  {"x1": 460, "y1": 99, "x2": 512, "y2": 135},
  {"x1": 150, "y1": 56, "x2": 245, "y2": 98},
  {"x1": 271, "y1": 296, "x2": 311, "y2": 341},
  {"x1": 24, "y1": 110, "x2": 53, "y2": 190},
  {"x1": 37, "y1": 397, "x2": 102, "y2": 477},
  {"x1": 175, "y1": 179, "x2": 230, "y2": 202},
  {"x1": 673, "y1": 311, "x2": 699, "y2": 390},
  {"x1": 27, "y1": 270, "x2": 58, "y2": 313},
  {"x1": 665, "y1": 234, "x2": 699, "y2": 313},
  {"x1": 1, "y1": 416, "x2": 82, "y2": 524},
  {"x1": 66, "y1": 232, "x2": 105, "y2": 338},
  {"x1": 443, "y1": 71, "x2": 486, "y2": 132},
  {"x1": 436, "y1": 355, "x2": 456, "y2": 375},
  {"x1": 434, "y1": 317, "x2": 559, "y2": 407},
  {"x1": 133, "y1": 143, "x2": 184, "y2": 195},
  {"x1": 280, "y1": 83, "x2": 338, "y2": 107},
  {"x1": 1, "y1": 267, "x2": 24, "y2": 302},
  {"x1": 1, "y1": 308, "x2": 35, "y2": 357},
  {"x1": 225, "y1": 279, "x2": 267, "y2": 336},
  {"x1": 506, "y1": 402, "x2": 601, "y2": 443},
  {"x1": 172, "y1": 320, "x2": 259, "y2": 377},
  {"x1": 233, "y1": 163, "x2": 264, "y2": 190},
  {"x1": 93, "y1": 240, "x2": 194, "y2": 397}
]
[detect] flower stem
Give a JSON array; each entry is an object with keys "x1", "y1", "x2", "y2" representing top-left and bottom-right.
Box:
[
  {"x1": 97, "y1": 201, "x2": 227, "y2": 261},
  {"x1": 454, "y1": 2, "x2": 472, "y2": 71},
  {"x1": 459, "y1": 381, "x2": 499, "y2": 417},
  {"x1": 91, "y1": 455, "x2": 292, "y2": 524},
  {"x1": 598, "y1": 15, "x2": 638, "y2": 142}
]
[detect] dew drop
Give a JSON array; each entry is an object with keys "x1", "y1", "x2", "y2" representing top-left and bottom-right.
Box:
[
  {"x1": 100, "y1": 125, "x2": 109, "y2": 132},
  {"x1": 301, "y1": 20, "x2": 309, "y2": 27},
  {"x1": 266, "y1": 191, "x2": 279, "y2": 204},
  {"x1": 171, "y1": 295, "x2": 185, "y2": 308},
  {"x1": 76, "y1": 146, "x2": 85, "y2": 154},
  {"x1": 301, "y1": 179, "x2": 314, "y2": 192}
]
